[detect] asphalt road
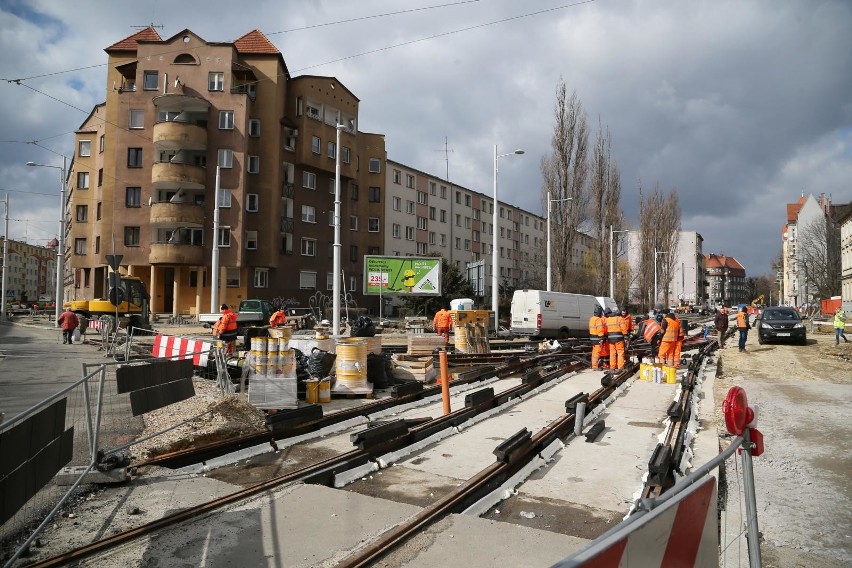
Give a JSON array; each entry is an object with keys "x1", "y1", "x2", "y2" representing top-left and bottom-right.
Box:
[{"x1": 0, "y1": 321, "x2": 107, "y2": 425}]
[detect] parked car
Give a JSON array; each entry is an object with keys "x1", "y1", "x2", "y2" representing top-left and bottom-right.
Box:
[
  {"x1": 757, "y1": 307, "x2": 807, "y2": 345},
  {"x1": 495, "y1": 325, "x2": 515, "y2": 340}
]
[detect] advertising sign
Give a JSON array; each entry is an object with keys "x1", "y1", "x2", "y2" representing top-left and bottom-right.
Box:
[{"x1": 364, "y1": 256, "x2": 442, "y2": 296}]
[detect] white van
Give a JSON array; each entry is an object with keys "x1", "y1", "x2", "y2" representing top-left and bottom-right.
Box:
[{"x1": 510, "y1": 290, "x2": 618, "y2": 339}]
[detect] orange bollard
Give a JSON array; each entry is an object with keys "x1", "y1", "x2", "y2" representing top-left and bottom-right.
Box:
[{"x1": 439, "y1": 349, "x2": 451, "y2": 415}]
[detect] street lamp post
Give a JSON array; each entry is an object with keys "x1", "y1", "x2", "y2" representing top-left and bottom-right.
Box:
[
  {"x1": 546, "y1": 193, "x2": 572, "y2": 292},
  {"x1": 492, "y1": 145, "x2": 524, "y2": 330},
  {"x1": 653, "y1": 247, "x2": 668, "y2": 308},
  {"x1": 27, "y1": 159, "x2": 66, "y2": 327},
  {"x1": 332, "y1": 123, "x2": 346, "y2": 337},
  {"x1": 609, "y1": 225, "x2": 629, "y2": 299},
  {"x1": 1, "y1": 193, "x2": 8, "y2": 320}
]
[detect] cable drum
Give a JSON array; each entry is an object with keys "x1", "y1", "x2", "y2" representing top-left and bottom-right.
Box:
[
  {"x1": 336, "y1": 337, "x2": 368, "y2": 390},
  {"x1": 454, "y1": 325, "x2": 468, "y2": 353}
]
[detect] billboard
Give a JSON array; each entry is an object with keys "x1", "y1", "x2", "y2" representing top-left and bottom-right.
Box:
[{"x1": 364, "y1": 256, "x2": 442, "y2": 296}]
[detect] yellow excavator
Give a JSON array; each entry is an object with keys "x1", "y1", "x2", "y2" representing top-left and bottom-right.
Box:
[
  {"x1": 748, "y1": 294, "x2": 764, "y2": 315},
  {"x1": 65, "y1": 274, "x2": 150, "y2": 333}
]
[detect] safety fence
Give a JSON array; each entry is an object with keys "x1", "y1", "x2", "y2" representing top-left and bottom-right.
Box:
[{"x1": 0, "y1": 342, "x2": 233, "y2": 567}]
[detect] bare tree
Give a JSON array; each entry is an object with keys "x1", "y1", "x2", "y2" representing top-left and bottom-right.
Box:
[
  {"x1": 658, "y1": 190, "x2": 682, "y2": 307},
  {"x1": 587, "y1": 118, "x2": 623, "y2": 295},
  {"x1": 540, "y1": 80, "x2": 589, "y2": 292},
  {"x1": 633, "y1": 184, "x2": 681, "y2": 310},
  {"x1": 798, "y1": 215, "x2": 841, "y2": 300}
]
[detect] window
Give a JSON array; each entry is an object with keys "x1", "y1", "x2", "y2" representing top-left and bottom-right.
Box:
[
  {"x1": 76, "y1": 205, "x2": 88, "y2": 222},
  {"x1": 350, "y1": 184, "x2": 359, "y2": 200},
  {"x1": 350, "y1": 215, "x2": 358, "y2": 231},
  {"x1": 96, "y1": 202, "x2": 102, "y2": 220},
  {"x1": 300, "y1": 271, "x2": 317, "y2": 290},
  {"x1": 368, "y1": 187, "x2": 381, "y2": 202},
  {"x1": 129, "y1": 109, "x2": 144, "y2": 129},
  {"x1": 311, "y1": 136, "x2": 321, "y2": 154},
  {"x1": 327, "y1": 141, "x2": 336, "y2": 159},
  {"x1": 368, "y1": 218, "x2": 380, "y2": 232},
  {"x1": 326, "y1": 273, "x2": 334, "y2": 291},
  {"x1": 143, "y1": 70, "x2": 158, "y2": 90},
  {"x1": 217, "y1": 228, "x2": 231, "y2": 247},
  {"x1": 247, "y1": 155, "x2": 260, "y2": 174},
  {"x1": 368, "y1": 246, "x2": 380, "y2": 255},
  {"x1": 368, "y1": 158, "x2": 380, "y2": 173},
  {"x1": 456, "y1": 214, "x2": 461, "y2": 227},
  {"x1": 417, "y1": 190, "x2": 427, "y2": 204},
  {"x1": 416, "y1": 242, "x2": 427, "y2": 255},
  {"x1": 218, "y1": 188, "x2": 232, "y2": 208},
  {"x1": 254, "y1": 268, "x2": 268, "y2": 288},
  {"x1": 441, "y1": 185, "x2": 447, "y2": 199},
  {"x1": 440, "y1": 210, "x2": 447, "y2": 223},
  {"x1": 393, "y1": 170, "x2": 401, "y2": 184},
  {"x1": 406, "y1": 174, "x2": 415, "y2": 189},
  {"x1": 78, "y1": 140, "x2": 92, "y2": 157},
  {"x1": 124, "y1": 226, "x2": 140, "y2": 246},
  {"x1": 429, "y1": 207, "x2": 436, "y2": 220},
  {"x1": 126, "y1": 187, "x2": 141, "y2": 207},
  {"x1": 74, "y1": 238, "x2": 87, "y2": 255},
  {"x1": 417, "y1": 216, "x2": 427, "y2": 230},
  {"x1": 328, "y1": 211, "x2": 334, "y2": 226},
  {"x1": 208, "y1": 72, "x2": 224, "y2": 91},
  {"x1": 301, "y1": 238, "x2": 316, "y2": 256},
  {"x1": 392, "y1": 196, "x2": 401, "y2": 211},
  {"x1": 465, "y1": 194, "x2": 471, "y2": 207},
  {"x1": 219, "y1": 111, "x2": 234, "y2": 129},
  {"x1": 246, "y1": 193, "x2": 259, "y2": 212},
  {"x1": 429, "y1": 231, "x2": 436, "y2": 245},
  {"x1": 98, "y1": 168, "x2": 103, "y2": 186},
  {"x1": 245, "y1": 231, "x2": 258, "y2": 250},
  {"x1": 473, "y1": 231, "x2": 480, "y2": 242},
  {"x1": 392, "y1": 224, "x2": 401, "y2": 238},
  {"x1": 456, "y1": 191, "x2": 461, "y2": 204},
  {"x1": 226, "y1": 268, "x2": 240, "y2": 288},
  {"x1": 349, "y1": 245, "x2": 358, "y2": 262},
  {"x1": 77, "y1": 172, "x2": 89, "y2": 189},
  {"x1": 464, "y1": 239, "x2": 470, "y2": 251},
  {"x1": 348, "y1": 276, "x2": 357, "y2": 292},
  {"x1": 99, "y1": 135, "x2": 105, "y2": 153},
  {"x1": 248, "y1": 119, "x2": 261, "y2": 137},
  {"x1": 303, "y1": 171, "x2": 316, "y2": 189},
  {"x1": 406, "y1": 201, "x2": 415, "y2": 214},
  {"x1": 127, "y1": 148, "x2": 142, "y2": 168},
  {"x1": 218, "y1": 149, "x2": 233, "y2": 168},
  {"x1": 430, "y1": 182, "x2": 436, "y2": 196},
  {"x1": 405, "y1": 227, "x2": 415, "y2": 240},
  {"x1": 301, "y1": 205, "x2": 316, "y2": 223},
  {"x1": 95, "y1": 236, "x2": 100, "y2": 254},
  {"x1": 341, "y1": 146, "x2": 350, "y2": 164},
  {"x1": 440, "y1": 234, "x2": 446, "y2": 246},
  {"x1": 465, "y1": 217, "x2": 471, "y2": 229}
]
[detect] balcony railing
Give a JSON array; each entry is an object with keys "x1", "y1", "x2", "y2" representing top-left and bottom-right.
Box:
[
  {"x1": 281, "y1": 183, "x2": 294, "y2": 199},
  {"x1": 280, "y1": 217, "x2": 294, "y2": 233}
]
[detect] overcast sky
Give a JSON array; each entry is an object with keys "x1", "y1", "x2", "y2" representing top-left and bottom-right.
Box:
[{"x1": 1, "y1": 0, "x2": 850, "y2": 277}]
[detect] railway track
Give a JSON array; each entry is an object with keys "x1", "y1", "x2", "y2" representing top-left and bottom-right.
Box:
[{"x1": 20, "y1": 333, "x2": 717, "y2": 567}]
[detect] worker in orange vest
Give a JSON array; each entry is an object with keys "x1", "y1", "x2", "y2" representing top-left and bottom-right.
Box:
[
  {"x1": 213, "y1": 303, "x2": 239, "y2": 355},
  {"x1": 269, "y1": 307, "x2": 287, "y2": 327},
  {"x1": 606, "y1": 307, "x2": 625, "y2": 370},
  {"x1": 636, "y1": 315, "x2": 663, "y2": 357},
  {"x1": 673, "y1": 314, "x2": 686, "y2": 368},
  {"x1": 589, "y1": 305, "x2": 607, "y2": 369},
  {"x1": 432, "y1": 306, "x2": 452, "y2": 345},
  {"x1": 658, "y1": 310, "x2": 681, "y2": 367},
  {"x1": 736, "y1": 305, "x2": 751, "y2": 352}
]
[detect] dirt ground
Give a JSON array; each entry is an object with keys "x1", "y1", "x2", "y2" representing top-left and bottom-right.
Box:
[{"x1": 713, "y1": 327, "x2": 851, "y2": 567}]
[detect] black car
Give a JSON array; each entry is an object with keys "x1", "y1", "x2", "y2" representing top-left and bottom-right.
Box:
[{"x1": 757, "y1": 307, "x2": 807, "y2": 345}]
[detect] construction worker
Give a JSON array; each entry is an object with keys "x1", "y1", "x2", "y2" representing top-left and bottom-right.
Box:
[
  {"x1": 269, "y1": 307, "x2": 287, "y2": 327},
  {"x1": 432, "y1": 306, "x2": 452, "y2": 345},
  {"x1": 673, "y1": 314, "x2": 686, "y2": 368},
  {"x1": 736, "y1": 305, "x2": 751, "y2": 352},
  {"x1": 637, "y1": 315, "x2": 663, "y2": 357},
  {"x1": 213, "y1": 303, "x2": 239, "y2": 355},
  {"x1": 620, "y1": 306, "x2": 635, "y2": 354},
  {"x1": 589, "y1": 305, "x2": 607, "y2": 369},
  {"x1": 658, "y1": 310, "x2": 681, "y2": 367},
  {"x1": 835, "y1": 308, "x2": 849, "y2": 345},
  {"x1": 606, "y1": 307, "x2": 625, "y2": 370}
]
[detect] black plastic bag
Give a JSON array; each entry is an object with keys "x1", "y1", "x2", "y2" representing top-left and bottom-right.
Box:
[
  {"x1": 307, "y1": 347, "x2": 336, "y2": 378},
  {"x1": 351, "y1": 316, "x2": 376, "y2": 337},
  {"x1": 367, "y1": 353, "x2": 389, "y2": 388}
]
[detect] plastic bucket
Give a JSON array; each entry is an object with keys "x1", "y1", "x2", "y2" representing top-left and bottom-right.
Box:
[
  {"x1": 318, "y1": 378, "x2": 331, "y2": 403},
  {"x1": 336, "y1": 338, "x2": 368, "y2": 390},
  {"x1": 305, "y1": 379, "x2": 319, "y2": 404}
]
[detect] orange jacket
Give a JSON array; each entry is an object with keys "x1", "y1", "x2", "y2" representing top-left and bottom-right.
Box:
[
  {"x1": 270, "y1": 310, "x2": 287, "y2": 327},
  {"x1": 605, "y1": 315, "x2": 624, "y2": 341},
  {"x1": 214, "y1": 309, "x2": 238, "y2": 336},
  {"x1": 589, "y1": 315, "x2": 607, "y2": 343},
  {"x1": 620, "y1": 314, "x2": 634, "y2": 335},
  {"x1": 433, "y1": 309, "x2": 452, "y2": 329}
]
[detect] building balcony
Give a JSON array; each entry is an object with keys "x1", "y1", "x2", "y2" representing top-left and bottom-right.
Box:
[
  {"x1": 149, "y1": 243, "x2": 205, "y2": 265},
  {"x1": 150, "y1": 202, "x2": 205, "y2": 227},
  {"x1": 153, "y1": 121, "x2": 207, "y2": 151},
  {"x1": 152, "y1": 161, "x2": 206, "y2": 191}
]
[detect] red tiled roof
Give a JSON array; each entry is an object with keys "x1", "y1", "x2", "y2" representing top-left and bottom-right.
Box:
[
  {"x1": 234, "y1": 30, "x2": 279, "y2": 54},
  {"x1": 105, "y1": 27, "x2": 163, "y2": 52}
]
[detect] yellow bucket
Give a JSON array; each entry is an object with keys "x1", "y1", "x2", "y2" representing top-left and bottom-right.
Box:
[
  {"x1": 454, "y1": 325, "x2": 468, "y2": 353},
  {"x1": 305, "y1": 379, "x2": 319, "y2": 404},
  {"x1": 665, "y1": 365, "x2": 677, "y2": 384},
  {"x1": 318, "y1": 378, "x2": 331, "y2": 403}
]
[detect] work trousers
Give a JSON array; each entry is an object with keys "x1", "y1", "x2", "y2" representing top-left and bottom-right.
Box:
[
  {"x1": 609, "y1": 340, "x2": 625, "y2": 369},
  {"x1": 673, "y1": 339, "x2": 684, "y2": 368},
  {"x1": 836, "y1": 327, "x2": 849, "y2": 344},
  {"x1": 436, "y1": 326, "x2": 450, "y2": 344},
  {"x1": 738, "y1": 328, "x2": 748, "y2": 351},
  {"x1": 591, "y1": 342, "x2": 604, "y2": 369},
  {"x1": 658, "y1": 341, "x2": 677, "y2": 367}
]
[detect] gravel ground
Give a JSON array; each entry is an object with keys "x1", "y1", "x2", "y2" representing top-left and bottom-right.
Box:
[{"x1": 713, "y1": 328, "x2": 851, "y2": 567}]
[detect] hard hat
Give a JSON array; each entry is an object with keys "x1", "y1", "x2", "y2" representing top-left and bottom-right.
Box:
[{"x1": 594, "y1": 305, "x2": 603, "y2": 316}]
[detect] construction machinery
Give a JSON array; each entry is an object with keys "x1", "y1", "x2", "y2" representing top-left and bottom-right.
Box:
[
  {"x1": 65, "y1": 275, "x2": 150, "y2": 333},
  {"x1": 748, "y1": 294, "x2": 765, "y2": 315}
]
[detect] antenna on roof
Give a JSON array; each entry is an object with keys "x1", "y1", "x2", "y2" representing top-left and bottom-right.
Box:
[
  {"x1": 131, "y1": 23, "x2": 164, "y2": 30},
  {"x1": 433, "y1": 136, "x2": 454, "y2": 182}
]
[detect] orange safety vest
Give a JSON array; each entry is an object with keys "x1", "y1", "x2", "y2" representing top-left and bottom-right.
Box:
[
  {"x1": 643, "y1": 319, "x2": 662, "y2": 342},
  {"x1": 589, "y1": 315, "x2": 606, "y2": 344},
  {"x1": 737, "y1": 312, "x2": 748, "y2": 329},
  {"x1": 662, "y1": 316, "x2": 681, "y2": 343},
  {"x1": 216, "y1": 309, "x2": 238, "y2": 336},
  {"x1": 270, "y1": 310, "x2": 287, "y2": 327},
  {"x1": 606, "y1": 315, "x2": 624, "y2": 341},
  {"x1": 620, "y1": 314, "x2": 634, "y2": 335}
]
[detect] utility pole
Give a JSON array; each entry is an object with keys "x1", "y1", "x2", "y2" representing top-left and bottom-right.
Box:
[{"x1": 1, "y1": 193, "x2": 8, "y2": 320}]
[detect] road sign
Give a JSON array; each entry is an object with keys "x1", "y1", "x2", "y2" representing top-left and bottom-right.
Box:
[{"x1": 105, "y1": 255, "x2": 123, "y2": 270}]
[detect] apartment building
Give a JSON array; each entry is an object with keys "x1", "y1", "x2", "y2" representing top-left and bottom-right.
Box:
[
  {"x1": 838, "y1": 206, "x2": 852, "y2": 314},
  {"x1": 67, "y1": 27, "x2": 385, "y2": 316},
  {"x1": 626, "y1": 230, "x2": 706, "y2": 308},
  {"x1": 0, "y1": 237, "x2": 58, "y2": 303},
  {"x1": 781, "y1": 193, "x2": 834, "y2": 308},
  {"x1": 704, "y1": 253, "x2": 747, "y2": 308}
]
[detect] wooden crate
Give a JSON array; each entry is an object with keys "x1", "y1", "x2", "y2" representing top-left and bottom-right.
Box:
[
  {"x1": 407, "y1": 334, "x2": 446, "y2": 355},
  {"x1": 391, "y1": 354, "x2": 438, "y2": 383}
]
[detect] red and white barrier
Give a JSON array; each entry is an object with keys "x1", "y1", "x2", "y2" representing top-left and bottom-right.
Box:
[
  {"x1": 152, "y1": 334, "x2": 212, "y2": 367},
  {"x1": 86, "y1": 319, "x2": 105, "y2": 332}
]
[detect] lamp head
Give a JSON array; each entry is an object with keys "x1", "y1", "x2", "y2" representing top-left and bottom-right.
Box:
[
  {"x1": 513, "y1": 149, "x2": 525, "y2": 155},
  {"x1": 26, "y1": 161, "x2": 36, "y2": 166}
]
